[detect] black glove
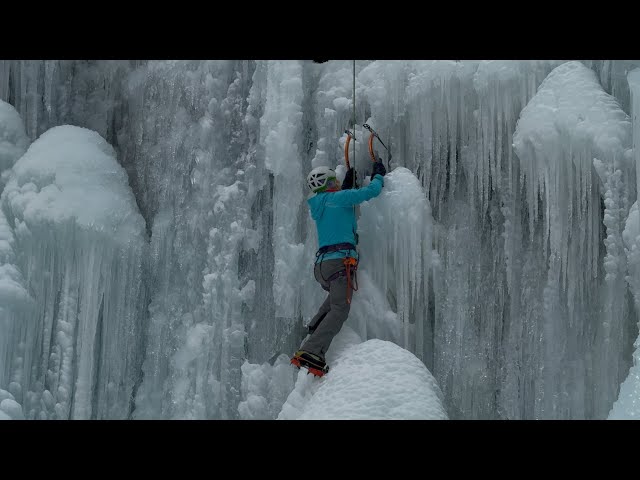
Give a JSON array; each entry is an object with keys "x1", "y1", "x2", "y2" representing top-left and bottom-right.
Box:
[
  {"x1": 371, "y1": 161, "x2": 386, "y2": 180},
  {"x1": 342, "y1": 168, "x2": 356, "y2": 190}
]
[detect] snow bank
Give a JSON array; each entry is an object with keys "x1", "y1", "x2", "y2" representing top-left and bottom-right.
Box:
[{"x1": 278, "y1": 334, "x2": 447, "y2": 420}]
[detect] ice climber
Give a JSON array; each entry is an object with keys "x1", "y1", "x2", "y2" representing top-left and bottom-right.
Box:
[{"x1": 290, "y1": 157, "x2": 387, "y2": 376}]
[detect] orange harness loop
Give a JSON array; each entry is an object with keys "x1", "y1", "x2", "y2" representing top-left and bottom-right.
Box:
[{"x1": 343, "y1": 257, "x2": 359, "y2": 304}]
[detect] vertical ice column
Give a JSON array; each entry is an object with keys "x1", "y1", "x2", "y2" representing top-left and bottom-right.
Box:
[
  {"x1": 1, "y1": 125, "x2": 147, "y2": 419},
  {"x1": 513, "y1": 61, "x2": 633, "y2": 418},
  {"x1": 0, "y1": 100, "x2": 31, "y2": 417},
  {"x1": 0, "y1": 100, "x2": 30, "y2": 174},
  {"x1": 125, "y1": 60, "x2": 218, "y2": 419},
  {"x1": 403, "y1": 61, "x2": 502, "y2": 418},
  {"x1": 403, "y1": 61, "x2": 478, "y2": 215},
  {"x1": 357, "y1": 168, "x2": 433, "y2": 357},
  {"x1": 260, "y1": 61, "x2": 305, "y2": 320},
  {"x1": 0, "y1": 209, "x2": 33, "y2": 414},
  {"x1": 473, "y1": 60, "x2": 567, "y2": 418},
  {"x1": 609, "y1": 68, "x2": 640, "y2": 419},
  {"x1": 129, "y1": 61, "x2": 259, "y2": 420}
]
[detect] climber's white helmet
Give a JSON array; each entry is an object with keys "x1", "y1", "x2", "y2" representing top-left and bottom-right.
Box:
[{"x1": 306, "y1": 166, "x2": 337, "y2": 193}]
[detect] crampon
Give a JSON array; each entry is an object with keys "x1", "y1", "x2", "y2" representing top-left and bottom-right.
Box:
[{"x1": 290, "y1": 350, "x2": 330, "y2": 377}]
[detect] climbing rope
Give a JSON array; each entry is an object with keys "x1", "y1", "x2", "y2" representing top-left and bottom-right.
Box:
[{"x1": 350, "y1": 60, "x2": 358, "y2": 187}]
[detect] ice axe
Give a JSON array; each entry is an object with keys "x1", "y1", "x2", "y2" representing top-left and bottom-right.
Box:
[{"x1": 363, "y1": 123, "x2": 392, "y2": 169}]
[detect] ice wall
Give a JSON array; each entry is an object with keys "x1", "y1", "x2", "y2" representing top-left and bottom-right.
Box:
[
  {"x1": 356, "y1": 167, "x2": 433, "y2": 353},
  {"x1": 0, "y1": 125, "x2": 147, "y2": 419},
  {"x1": 0, "y1": 100, "x2": 31, "y2": 420},
  {"x1": 0, "y1": 209, "x2": 32, "y2": 420},
  {"x1": 127, "y1": 61, "x2": 262, "y2": 419},
  {"x1": 0, "y1": 100, "x2": 29, "y2": 174},
  {"x1": 513, "y1": 61, "x2": 634, "y2": 418},
  {"x1": 609, "y1": 68, "x2": 640, "y2": 419},
  {"x1": 1, "y1": 60, "x2": 639, "y2": 420}
]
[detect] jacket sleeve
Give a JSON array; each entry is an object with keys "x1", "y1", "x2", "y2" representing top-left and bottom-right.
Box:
[{"x1": 326, "y1": 174, "x2": 384, "y2": 207}]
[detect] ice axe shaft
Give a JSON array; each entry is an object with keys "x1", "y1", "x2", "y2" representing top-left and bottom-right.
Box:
[
  {"x1": 363, "y1": 123, "x2": 392, "y2": 168},
  {"x1": 363, "y1": 124, "x2": 390, "y2": 153}
]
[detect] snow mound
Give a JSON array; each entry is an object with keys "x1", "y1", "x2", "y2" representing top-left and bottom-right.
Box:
[{"x1": 279, "y1": 337, "x2": 447, "y2": 420}]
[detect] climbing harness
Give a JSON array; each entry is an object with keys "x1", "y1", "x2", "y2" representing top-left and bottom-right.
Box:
[
  {"x1": 315, "y1": 243, "x2": 359, "y2": 304},
  {"x1": 315, "y1": 243, "x2": 356, "y2": 267}
]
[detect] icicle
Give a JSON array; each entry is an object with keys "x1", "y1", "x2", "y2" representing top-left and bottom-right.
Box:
[
  {"x1": 1, "y1": 125, "x2": 147, "y2": 419},
  {"x1": 513, "y1": 61, "x2": 633, "y2": 418},
  {"x1": 609, "y1": 67, "x2": 640, "y2": 419},
  {"x1": 129, "y1": 61, "x2": 260, "y2": 420},
  {"x1": 1, "y1": 59, "x2": 638, "y2": 422},
  {"x1": 356, "y1": 167, "x2": 432, "y2": 357},
  {"x1": 0, "y1": 61, "x2": 11, "y2": 102},
  {"x1": 260, "y1": 61, "x2": 305, "y2": 320}
]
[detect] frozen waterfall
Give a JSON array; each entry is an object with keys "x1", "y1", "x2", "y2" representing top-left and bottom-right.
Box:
[{"x1": 1, "y1": 59, "x2": 640, "y2": 419}]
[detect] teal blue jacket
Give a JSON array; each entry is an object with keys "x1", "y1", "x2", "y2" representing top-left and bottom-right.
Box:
[{"x1": 308, "y1": 174, "x2": 384, "y2": 263}]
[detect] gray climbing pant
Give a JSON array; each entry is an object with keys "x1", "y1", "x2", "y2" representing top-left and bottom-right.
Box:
[{"x1": 300, "y1": 258, "x2": 351, "y2": 359}]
